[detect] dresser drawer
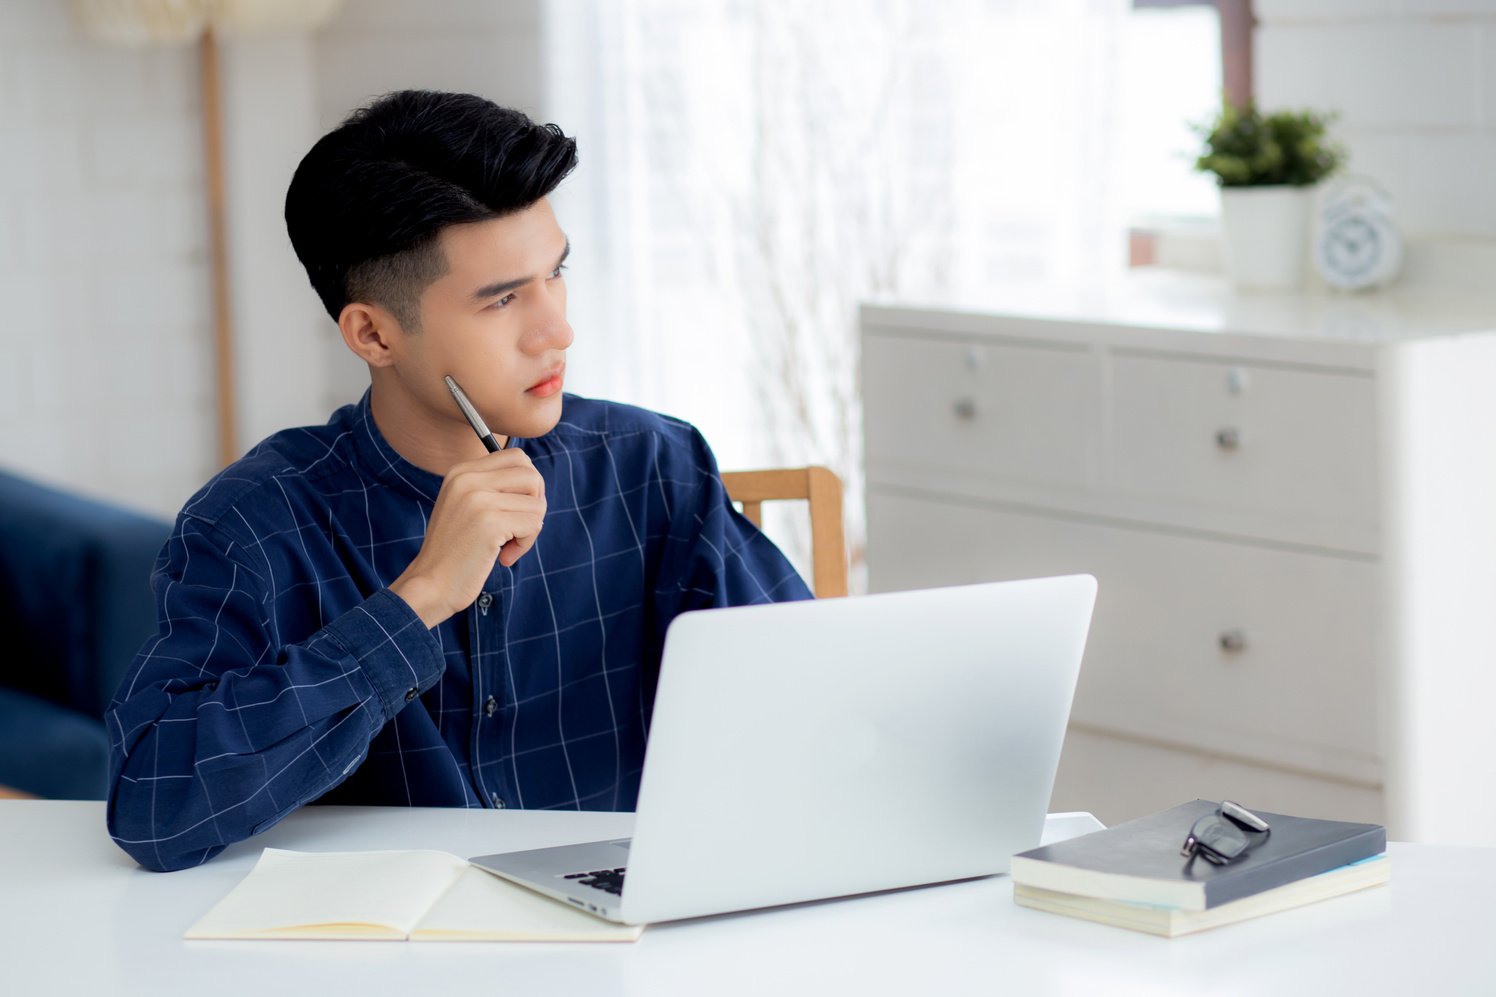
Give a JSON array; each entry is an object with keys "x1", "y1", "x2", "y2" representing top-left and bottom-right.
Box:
[
  {"x1": 862, "y1": 331, "x2": 1100, "y2": 490},
  {"x1": 1051, "y1": 728, "x2": 1383, "y2": 828},
  {"x1": 1107, "y1": 353, "x2": 1379, "y2": 530},
  {"x1": 866, "y1": 491, "x2": 1381, "y2": 782}
]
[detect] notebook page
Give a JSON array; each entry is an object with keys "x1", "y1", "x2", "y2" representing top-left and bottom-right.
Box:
[
  {"x1": 411, "y1": 865, "x2": 643, "y2": 942},
  {"x1": 185, "y1": 848, "x2": 468, "y2": 940}
]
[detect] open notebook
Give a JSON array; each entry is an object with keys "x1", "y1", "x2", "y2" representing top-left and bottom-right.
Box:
[{"x1": 184, "y1": 848, "x2": 643, "y2": 942}]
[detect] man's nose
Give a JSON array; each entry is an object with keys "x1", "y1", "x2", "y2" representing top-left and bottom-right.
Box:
[
  {"x1": 526, "y1": 291, "x2": 574, "y2": 353},
  {"x1": 528, "y1": 317, "x2": 573, "y2": 355}
]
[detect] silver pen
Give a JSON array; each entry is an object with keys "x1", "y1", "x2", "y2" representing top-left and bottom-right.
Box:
[{"x1": 444, "y1": 375, "x2": 509, "y2": 452}]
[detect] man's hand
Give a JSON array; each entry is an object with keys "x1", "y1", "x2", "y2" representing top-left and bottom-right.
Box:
[{"x1": 389, "y1": 449, "x2": 546, "y2": 628}]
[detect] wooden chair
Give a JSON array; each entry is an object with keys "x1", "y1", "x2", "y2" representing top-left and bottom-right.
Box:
[{"x1": 720, "y1": 466, "x2": 848, "y2": 598}]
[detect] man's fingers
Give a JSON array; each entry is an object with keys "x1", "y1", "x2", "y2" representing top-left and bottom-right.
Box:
[
  {"x1": 497, "y1": 538, "x2": 526, "y2": 568},
  {"x1": 446, "y1": 460, "x2": 545, "y2": 498},
  {"x1": 473, "y1": 491, "x2": 545, "y2": 525},
  {"x1": 496, "y1": 518, "x2": 542, "y2": 567},
  {"x1": 448, "y1": 447, "x2": 534, "y2": 477},
  {"x1": 429, "y1": 447, "x2": 546, "y2": 570}
]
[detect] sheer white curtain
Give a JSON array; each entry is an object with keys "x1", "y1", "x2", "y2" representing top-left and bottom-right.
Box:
[{"x1": 544, "y1": 0, "x2": 1129, "y2": 586}]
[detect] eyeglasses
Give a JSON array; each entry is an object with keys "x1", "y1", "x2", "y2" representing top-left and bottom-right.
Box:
[{"x1": 1181, "y1": 800, "x2": 1271, "y2": 866}]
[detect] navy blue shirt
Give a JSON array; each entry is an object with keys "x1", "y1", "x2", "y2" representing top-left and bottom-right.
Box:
[{"x1": 106, "y1": 392, "x2": 811, "y2": 871}]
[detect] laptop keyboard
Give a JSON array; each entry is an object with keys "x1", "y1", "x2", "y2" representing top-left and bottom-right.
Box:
[{"x1": 564, "y1": 867, "x2": 626, "y2": 896}]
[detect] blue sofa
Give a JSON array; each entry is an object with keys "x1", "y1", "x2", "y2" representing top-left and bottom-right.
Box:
[{"x1": 0, "y1": 470, "x2": 171, "y2": 799}]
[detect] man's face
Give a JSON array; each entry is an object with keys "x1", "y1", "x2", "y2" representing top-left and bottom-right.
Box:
[{"x1": 391, "y1": 198, "x2": 573, "y2": 441}]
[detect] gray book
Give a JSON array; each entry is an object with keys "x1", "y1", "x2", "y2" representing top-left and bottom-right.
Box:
[{"x1": 1010, "y1": 799, "x2": 1386, "y2": 911}]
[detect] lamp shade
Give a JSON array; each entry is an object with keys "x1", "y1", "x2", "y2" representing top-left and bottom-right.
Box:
[{"x1": 69, "y1": 0, "x2": 343, "y2": 47}]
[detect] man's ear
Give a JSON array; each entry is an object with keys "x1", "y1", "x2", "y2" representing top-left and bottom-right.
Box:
[{"x1": 338, "y1": 302, "x2": 403, "y2": 368}]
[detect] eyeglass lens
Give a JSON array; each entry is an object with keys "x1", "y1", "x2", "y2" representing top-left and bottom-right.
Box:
[{"x1": 1188, "y1": 815, "x2": 1251, "y2": 863}]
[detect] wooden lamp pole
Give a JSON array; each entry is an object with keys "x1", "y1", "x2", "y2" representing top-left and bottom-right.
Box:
[
  {"x1": 198, "y1": 25, "x2": 238, "y2": 467},
  {"x1": 70, "y1": 0, "x2": 346, "y2": 469}
]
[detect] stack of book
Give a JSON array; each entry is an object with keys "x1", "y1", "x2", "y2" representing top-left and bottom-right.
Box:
[{"x1": 1011, "y1": 799, "x2": 1389, "y2": 937}]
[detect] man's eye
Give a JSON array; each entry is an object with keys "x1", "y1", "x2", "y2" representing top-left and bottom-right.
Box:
[
  {"x1": 549, "y1": 263, "x2": 569, "y2": 280},
  {"x1": 492, "y1": 293, "x2": 517, "y2": 310}
]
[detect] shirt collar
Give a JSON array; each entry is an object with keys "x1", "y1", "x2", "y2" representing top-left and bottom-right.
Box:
[{"x1": 348, "y1": 389, "x2": 444, "y2": 504}]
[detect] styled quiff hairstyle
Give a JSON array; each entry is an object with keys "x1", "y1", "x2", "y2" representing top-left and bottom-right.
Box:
[{"x1": 285, "y1": 90, "x2": 578, "y2": 331}]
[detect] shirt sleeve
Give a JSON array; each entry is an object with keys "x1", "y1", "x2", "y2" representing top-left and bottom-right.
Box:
[
  {"x1": 650, "y1": 425, "x2": 815, "y2": 620},
  {"x1": 104, "y1": 516, "x2": 444, "y2": 872}
]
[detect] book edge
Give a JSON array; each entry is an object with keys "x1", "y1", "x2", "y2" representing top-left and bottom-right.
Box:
[
  {"x1": 1014, "y1": 855, "x2": 1391, "y2": 937},
  {"x1": 1010, "y1": 855, "x2": 1205, "y2": 908},
  {"x1": 183, "y1": 848, "x2": 469, "y2": 941},
  {"x1": 1204, "y1": 825, "x2": 1387, "y2": 907},
  {"x1": 185, "y1": 922, "x2": 409, "y2": 941},
  {"x1": 1012, "y1": 814, "x2": 1386, "y2": 910},
  {"x1": 408, "y1": 925, "x2": 645, "y2": 943}
]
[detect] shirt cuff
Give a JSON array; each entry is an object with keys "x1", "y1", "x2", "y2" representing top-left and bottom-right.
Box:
[{"x1": 320, "y1": 588, "x2": 445, "y2": 725}]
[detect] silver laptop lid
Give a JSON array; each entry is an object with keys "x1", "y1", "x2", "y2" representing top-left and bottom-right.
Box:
[{"x1": 619, "y1": 574, "x2": 1096, "y2": 924}]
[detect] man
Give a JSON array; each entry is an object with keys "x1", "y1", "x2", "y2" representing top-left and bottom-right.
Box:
[{"x1": 106, "y1": 91, "x2": 812, "y2": 872}]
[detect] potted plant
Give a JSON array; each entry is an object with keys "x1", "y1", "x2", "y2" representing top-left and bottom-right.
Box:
[{"x1": 1194, "y1": 99, "x2": 1345, "y2": 290}]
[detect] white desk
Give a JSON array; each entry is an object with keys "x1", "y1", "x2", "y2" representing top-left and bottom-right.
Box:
[{"x1": 4, "y1": 801, "x2": 1494, "y2": 996}]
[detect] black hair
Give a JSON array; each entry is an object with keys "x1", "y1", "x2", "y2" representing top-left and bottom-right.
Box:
[{"x1": 285, "y1": 90, "x2": 578, "y2": 330}]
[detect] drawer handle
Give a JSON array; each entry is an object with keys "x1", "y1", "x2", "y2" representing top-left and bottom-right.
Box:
[
  {"x1": 1215, "y1": 427, "x2": 1241, "y2": 451},
  {"x1": 953, "y1": 397, "x2": 978, "y2": 421},
  {"x1": 1219, "y1": 629, "x2": 1248, "y2": 653}
]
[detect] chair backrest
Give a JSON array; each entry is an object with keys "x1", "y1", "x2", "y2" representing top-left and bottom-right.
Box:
[{"x1": 720, "y1": 466, "x2": 848, "y2": 598}]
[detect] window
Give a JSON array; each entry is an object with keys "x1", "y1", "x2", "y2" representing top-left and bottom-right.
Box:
[
  {"x1": 1124, "y1": 0, "x2": 1256, "y2": 263},
  {"x1": 1117, "y1": 1, "x2": 1224, "y2": 226},
  {"x1": 547, "y1": 0, "x2": 1246, "y2": 583}
]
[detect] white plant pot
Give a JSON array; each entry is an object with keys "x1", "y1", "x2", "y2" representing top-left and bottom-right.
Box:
[{"x1": 1219, "y1": 185, "x2": 1315, "y2": 291}]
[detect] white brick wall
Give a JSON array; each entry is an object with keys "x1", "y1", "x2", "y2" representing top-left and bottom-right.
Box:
[
  {"x1": 218, "y1": 35, "x2": 329, "y2": 453},
  {"x1": 8, "y1": 0, "x2": 1485, "y2": 523},
  {"x1": 315, "y1": 0, "x2": 541, "y2": 127},
  {"x1": 0, "y1": 0, "x2": 543, "y2": 520},
  {"x1": 1257, "y1": 0, "x2": 1496, "y2": 265},
  {"x1": 0, "y1": 1, "x2": 215, "y2": 517},
  {"x1": 310, "y1": 0, "x2": 544, "y2": 412}
]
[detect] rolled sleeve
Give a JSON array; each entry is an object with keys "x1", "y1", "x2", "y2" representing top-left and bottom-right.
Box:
[
  {"x1": 105, "y1": 520, "x2": 447, "y2": 872},
  {"x1": 324, "y1": 587, "x2": 446, "y2": 727}
]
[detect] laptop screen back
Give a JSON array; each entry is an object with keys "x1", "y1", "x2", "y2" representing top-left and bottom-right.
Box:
[{"x1": 619, "y1": 574, "x2": 1097, "y2": 924}]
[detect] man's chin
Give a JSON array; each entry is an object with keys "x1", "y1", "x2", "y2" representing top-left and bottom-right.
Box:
[{"x1": 508, "y1": 394, "x2": 566, "y2": 441}]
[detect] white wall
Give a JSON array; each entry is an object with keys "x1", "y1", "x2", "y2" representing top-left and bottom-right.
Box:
[
  {"x1": 0, "y1": 0, "x2": 543, "y2": 519},
  {"x1": 1256, "y1": 0, "x2": 1496, "y2": 286},
  {"x1": 0, "y1": 2, "x2": 215, "y2": 517},
  {"x1": 8, "y1": 0, "x2": 1486, "y2": 518},
  {"x1": 219, "y1": 35, "x2": 328, "y2": 459},
  {"x1": 311, "y1": 0, "x2": 544, "y2": 413}
]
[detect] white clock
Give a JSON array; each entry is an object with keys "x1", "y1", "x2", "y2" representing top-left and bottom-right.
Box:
[{"x1": 1314, "y1": 177, "x2": 1403, "y2": 291}]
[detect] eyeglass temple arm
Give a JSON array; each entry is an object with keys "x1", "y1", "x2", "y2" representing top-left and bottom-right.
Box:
[{"x1": 1221, "y1": 800, "x2": 1270, "y2": 833}]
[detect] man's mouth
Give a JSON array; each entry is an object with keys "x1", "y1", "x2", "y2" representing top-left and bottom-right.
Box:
[{"x1": 527, "y1": 366, "x2": 565, "y2": 398}]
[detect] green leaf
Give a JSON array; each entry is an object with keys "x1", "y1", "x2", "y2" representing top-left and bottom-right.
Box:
[{"x1": 1191, "y1": 96, "x2": 1346, "y2": 187}]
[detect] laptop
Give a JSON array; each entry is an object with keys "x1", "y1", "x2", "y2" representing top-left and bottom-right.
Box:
[{"x1": 469, "y1": 573, "x2": 1097, "y2": 924}]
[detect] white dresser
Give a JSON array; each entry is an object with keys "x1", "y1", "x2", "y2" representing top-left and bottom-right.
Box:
[{"x1": 860, "y1": 270, "x2": 1496, "y2": 844}]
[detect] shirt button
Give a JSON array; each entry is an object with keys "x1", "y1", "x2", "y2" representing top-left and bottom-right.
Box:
[
  {"x1": 490, "y1": 792, "x2": 506, "y2": 809},
  {"x1": 477, "y1": 592, "x2": 494, "y2": 613},
  {"x1": 484, "y1": 695, "x2": 498, "y2": 717},
  {"x1": 404, "y1": 687, "x2": 418, "y2": 702}
]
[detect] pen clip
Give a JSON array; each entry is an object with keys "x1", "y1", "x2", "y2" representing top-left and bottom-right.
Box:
[{"x1": 444, "y1": 375, "x2": 507, "y2": 451}]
